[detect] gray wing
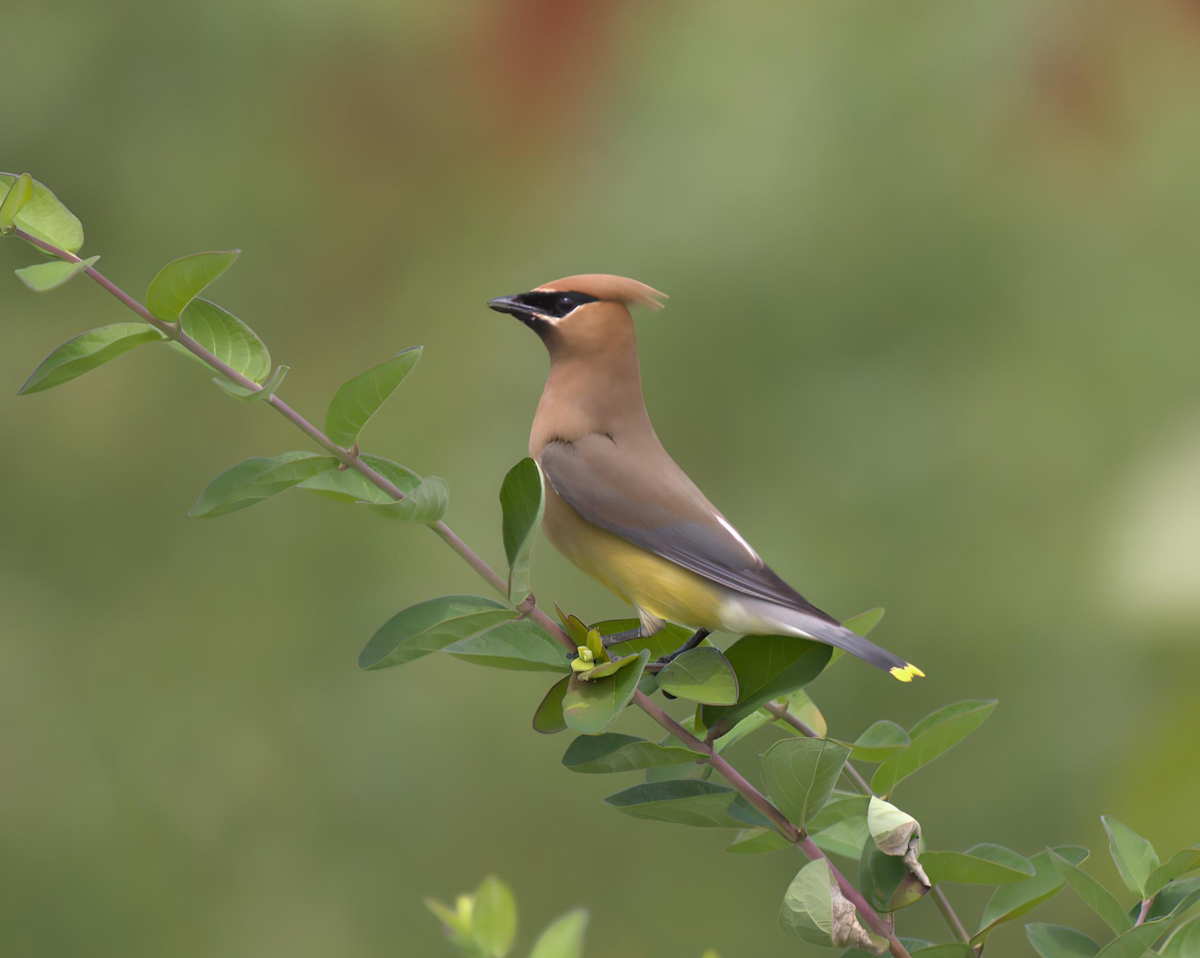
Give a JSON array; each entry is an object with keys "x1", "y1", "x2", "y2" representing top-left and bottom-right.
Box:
[{"x1": 540, "y1": 435, "x2": 837, "y2": 624}]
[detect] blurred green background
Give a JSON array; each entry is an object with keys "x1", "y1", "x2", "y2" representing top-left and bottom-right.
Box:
[{"x1": 2, "y1": 1, "x2": 1199, "y2": 955}]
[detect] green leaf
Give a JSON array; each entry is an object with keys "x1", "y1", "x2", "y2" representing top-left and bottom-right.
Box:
[
  {"x1": 499, "y1": 458, "x2": 545, "y2": 604},
  {"x1": 1102, "y1": 817, "x2": 1160, "y2": 898},
  {"x1": 213, "y1": 363, "x2": 289, "y2": 401},
  {"x1": 189, "y1": 452, "x2": 339, "y2": 518},
  {"x1": 0, "y1": 173, "x2": 83, "y2": 252},
  {"x1": 842, "y1": 607, "x2": 885, "y2": 636},
  {"x1": 472, "y1": 876, "x2": 517, "y2": 958},
  {"x1": 561, "y1": 733, "x2": 705, "y2": 774},
  {"x1": 725, "y1": 827, "x2": 793, "y2": 855},
  {"x1": 871, "y1": 700, "x2": 997, "y2": 796},
  {"x1": 0, "y1": 172, "x2": 34, "y2": 232},
  {"x1": 577, "y1": 650, "x2": 640, "y2": 681},
  {"x1": 562, "y1": 650, "x2": 649, "y2": 734},
  {"x1": 859, "y1": 842, "x2": 928, "y2": 913},
  {"x1": 324, "y1": 347, "x2": 422, "y2": 449},
  {"x1": 18, "y1": 323, "x2": 166, "y2": 395},
  {"x1": 973, "y1": 846, "x2": 1089, "y2": 944},
  {"x1": 146, "y1": 250, "x2": 239, "y2": 321},
  {"x1": 1094, "y1": 921, "x2": 1172, "y2": 958},
  {"x1": 786, "y1": 689, "x2": 828, "y2": 737},
  {"x1": 179, "y1": 298, "x2": 271, "y2": 383},
  {"x1": 298, "y1": 454, "x2": 421, "y2": 507},
  {"x1": 359, "y1": 596, "x2": 512, "y2": 670},
  {"x1": 533, "y1": 676, "x2": 570, "y2": 735},
  {"x1": 604, "y1": 779, "x2": 742, "y2": 828},
  {"x1": 528, "y1": 909, "x2": 588, "y2": 958},
  {"x1": 365, "y1": 475, "x2": 448, "y2": 523},
  {"x1": 761, "y1": 738, "x2": 850, "y2": 827},
  {"x1": 1148, "y1": 848, "x2": 1200, "y2": 898},
  {"x1": 1026, "y1": 924, "x2": 1101, "y2": 958},
  {"x1": 836, "y1": 720, "x2": 910, "y2": 763},
  {"x1": 700, "y1": 636, "x2": 831, "y2": 736},
  {"x1": 814, "y1": 818, "x2": 871, "y2": 862},
  {"x1": 1050, "y1": 850, "x2": 1133, "y2": 934},
  {"x1": 921, "y1": 845, "x2": 1036, "y2": 886},
  {"x1": 1160, "y1": 914, "x2": 1200, "y2": 957},
  {"x1": 445, "y1": 619, "x2": 569, "y2": 673},
  {"x1": 655, "y1": 648, "x2": 738, "y2": 705},
  {"x1": 1143, "y1": 877, "x2": 1200, "y2": 922},
  {"x1": 14, "y1": 255, "x2": 98, "y2": 291},
  {"x1": 780, "y1": 858, "x2": 837, "y2": 946}
]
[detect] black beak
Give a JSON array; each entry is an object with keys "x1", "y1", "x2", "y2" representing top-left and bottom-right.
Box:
[{"x1": 487, "y1": 295, "x2": 534, "y2": 320}]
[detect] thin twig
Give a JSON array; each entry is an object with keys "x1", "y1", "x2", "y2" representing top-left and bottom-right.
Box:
[
  {"x1": 12, "y1": 229, "x2": 913, "y2": 958},
  {"x1": 765, "y1": 701, "x2": 974, "y2": 946}
]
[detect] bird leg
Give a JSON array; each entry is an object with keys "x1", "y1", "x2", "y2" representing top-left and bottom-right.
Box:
[
  {"x1": 655, "y1": 628, "x2": 711, "y2": 666},
  {"x1": 600, "y1": 627, "x2": 644, "y2": 649}
]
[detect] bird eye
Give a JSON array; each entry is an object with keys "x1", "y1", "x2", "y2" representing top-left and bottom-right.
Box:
[{"x1": 558, "y1": 295, "x2": 575, "y2": 314}]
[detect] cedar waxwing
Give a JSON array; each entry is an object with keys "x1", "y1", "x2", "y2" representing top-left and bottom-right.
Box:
[{"x1": 488, "y1": 274, "x2": 923, "y2": 682}]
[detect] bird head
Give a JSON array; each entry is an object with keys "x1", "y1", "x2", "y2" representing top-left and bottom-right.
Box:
[{"x1": 488, "y1": 274, "x2": 667, "y2": 358}]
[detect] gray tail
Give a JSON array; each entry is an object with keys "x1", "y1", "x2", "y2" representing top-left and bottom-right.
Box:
[{"x1": 763, "y1": 605, "x2": 924, "y2": 683}]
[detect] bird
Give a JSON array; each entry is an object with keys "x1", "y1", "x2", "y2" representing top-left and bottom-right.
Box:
[{"x1": 488, "y1": 274, "x2": 923, "y2": 682}]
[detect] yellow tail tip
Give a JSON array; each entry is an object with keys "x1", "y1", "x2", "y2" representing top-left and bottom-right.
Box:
[{"x1": 889, "y1": 663, "x2": 926, "y2": 683}]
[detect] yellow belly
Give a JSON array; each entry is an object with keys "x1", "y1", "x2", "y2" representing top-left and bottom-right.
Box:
[{"x1": 541, "y1": 489, "x2": 725, "y2": 629}]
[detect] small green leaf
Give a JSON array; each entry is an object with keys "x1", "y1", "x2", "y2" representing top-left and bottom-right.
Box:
[
  {"x1": 14, "y1": 255, "x2": 98, "y2": 292},
  {"x1": 1102, "y1": 817, "x2": 1160, "y2": 898},
  {"x1": 1094, "y1": 921, "x2": 1172, "y2": 958},
  {"x1": 561, "y1": 733, "x2": 705, "y2": 774},
  {"x1": 725, "y1": 827, "x2": 793, "y2": 855},
  {"x1": 578, "y1": 650, "x2": 640, "y2": 680},
  {"x1": 859, "y1": 842, "x2": 928, "y2": 913},
  {"x1": 0, "y1": 172, "x2": 34, "y2": 232},
  {"x1": 836, "y1": 720, "x2": 910, "y2": 763},
  {"x1": 655, "y1": 648, "x2": 738, "y2": 705},
  {"x1": 324, "y1": 346, "x2": 422, "y2": 449},
  {"x1": 811, "y1": 813, "x2": 871, "y2": 860},
  {"x1": 1142, "y1": 877, "x2": 1200, "y2": 923},
  {"x1": 781, "y1": 858, "x2": 880, "y2": 950},
  {"x1": 0, "y1": 173, "x2": 83, "y2": 252},
  {"x1": 1026, "y1": 924, "x2": 1101, "y2": 958},
  {"x1": 445, "y1": 619, "x2": 569, "y2": 673},
  {"x1": 179, "y1": 298, "x2": 271, "y2": 383},
  {"x1": 1050, "y1": 850, "x2": 1133, "y2": 934},
  {"x1": 472, "y1": 876, "x2": 517, "y2": 958},
  {"x1": 19, "y1": 323, "x2": 166, "y2": 395},
  {"x1": 562, "y1": 650, "x2": 649, "y2": 734},
  {"x1": 189, "y1": 452, "x2": 338, "y2": 518},
  {"x1": 780, "y1": 858, "x2": 837, "y2": 946},
  {"x1": 700, "y1": 636, "x2": 831, "y2": 736},
  {"x1": 760, "y1": 738, "x2": 850, "y2": 828},
  {"x1": 424, "y1": 895, "x2": 476, "y2": 952},
  {"x1": 146, "y1": 250, "x2": 239, "y2": 321},
  {"x1": 842, "y1": 607, "x2": 885, "y2": 636},
  {"x1": 365, "y1": 475, "x2": 448, "y2": 523},
  {"x1": 1160, "y1": 914, "x2": 1200, "y2": 957},
  {"x1": 213, "y1": 364, "x2": 289, "y2": 401},
  {"x1": 528, "y1": 909, "x2": 588, "y2": 958},
  {"x1": 359, "y1": 596, "x2": 512, "y2": 670},
  {"x1": 603, "y1": 779, "x2": 742, "y2": 828},
  {"x1": 973, "y1": 846, "x2": 1089, "y2": 944},
  {"x1": 921, "y1": 844, "x2": 1036, "y2": 886},
  {"x1": 298, "y1": 454, "x2": 421, "y2": 507},
  {"x1": 871, "y1": 700, "x2": 997, "y2": 795},
  {"x1": 533, "y1": 676, "x2": 570, "y2": 735},
  {"x1": 499, "y1": 458, "x2": 544, "y2": 604},
  {"x1": 1147, "y1": 847, "x2": 1200, "y2": 898}
]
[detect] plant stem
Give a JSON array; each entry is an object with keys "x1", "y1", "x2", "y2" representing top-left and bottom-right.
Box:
[
  {"x1": 1135, "y1": 897, "x2": 1153, "y2": 926},
  {"x1": 15, "y1": 229, "x2": 911, "y2": 958},
  {"x1": 766, "y1": 701, "x2": 974, "y2": 946}
]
